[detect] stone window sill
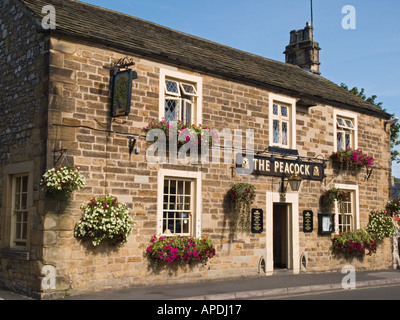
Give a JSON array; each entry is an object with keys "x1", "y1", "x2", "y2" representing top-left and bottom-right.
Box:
[{"x1": 0, "y1": 249, "x2": 30, "y2": 261}]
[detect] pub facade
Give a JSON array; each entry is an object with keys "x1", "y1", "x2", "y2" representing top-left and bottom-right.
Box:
[{"x1": 0, "y1": 0, "x2": 396, "y2": 299}]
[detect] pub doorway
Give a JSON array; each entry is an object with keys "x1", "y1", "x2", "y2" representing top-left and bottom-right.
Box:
[{"x1": 273, "y1": 203, "x2": 293, "y2": 270}]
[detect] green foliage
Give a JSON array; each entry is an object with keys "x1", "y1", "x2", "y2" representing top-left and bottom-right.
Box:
[
  {"x1": 74, "y1": 194, "x2": 134, "y2": 246},
  {"x1": 321, "y1": 187, "x2": 349, "y2": 208},
  {"x1": 366, "y1": 210, "x2": 398, "y2": 240},
  {"x1": 41, "y1": 165, "x2": 86, "y2": 196},
  {"x1": 341, "y1": 83, "x2": 400, "y2": 163},
  {"x1": 386, "y1": 198, "x2": 400, "y2": 215},
  {"x1": 330, "y1": 148, "x2": 374, "y2": 169},
  {"x1": 228, "y1": 183, "x2": 256, "y2": 233},
  {"x1": 331, "y1": 229, "x2": 377, "y2": 257}
]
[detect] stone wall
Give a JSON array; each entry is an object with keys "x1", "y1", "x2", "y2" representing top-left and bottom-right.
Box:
[
  {"x1": 38, "y1": 35, "x2": 394, "y2": 298},
  {"x1": 0, "y1": 0, "x2": 48, "y2": 297}
]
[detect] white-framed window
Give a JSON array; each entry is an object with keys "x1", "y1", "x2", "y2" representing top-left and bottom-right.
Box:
[
  {"x1": 157, "y1": 169, "x2": 201, "y2": 237},
  {"x1": 334, "y1": 184, "x2": 359, "y2": 233},
  {"x1": 1, "y1": 161, "x2": 33, "y2": 250},
  {"x1": 269, "y1": 94, "x2": 296, "y2": 149},
  {"x1": 334, "y1": 110, "x2": 357, "y2": 151},
  {"x1": 159, "y1": 69, "x2": 202, "y2": 125},
  {"x1": 11, "y1": 175, "x2": 29, "y2": 248}
]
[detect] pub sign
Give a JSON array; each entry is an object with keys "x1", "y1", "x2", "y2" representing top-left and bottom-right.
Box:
[{"x1": 236, "y1": 154, "x2": 324, "y2": 181}]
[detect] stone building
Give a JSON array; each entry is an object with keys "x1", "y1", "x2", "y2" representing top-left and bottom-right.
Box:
[{"x1": 0, "y1": 0, "x2": 396, "y2": 299}]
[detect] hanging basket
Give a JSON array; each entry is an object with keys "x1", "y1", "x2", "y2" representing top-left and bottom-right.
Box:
[{"x1": 41, "y1": 165, "x2": 86, "y2": 197}]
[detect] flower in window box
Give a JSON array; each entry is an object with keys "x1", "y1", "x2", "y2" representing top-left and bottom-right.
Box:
[
  {"x1": 331, "y1": 229, "x2": 377, "y2": 257},
  {"x1": 74, "y1": 194, "x2": 134, "y2": 246},
  {"x1": 41, "y1": 165, "x2": 86, "y2": 197},
  {"x1": 145, "y1": 235, "x2": 216, "y2": 266},
  {"x1": 330, "y1": 148, "x2": 374, "y2": 170}
]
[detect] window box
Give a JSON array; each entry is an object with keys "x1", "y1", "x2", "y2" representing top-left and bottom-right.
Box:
[
  {"x1": 145, "y1": 235, "x2": 216, "y2": 267},
  {"x1": 330, "y1": 148, "x2": 374, "y2": 171}
]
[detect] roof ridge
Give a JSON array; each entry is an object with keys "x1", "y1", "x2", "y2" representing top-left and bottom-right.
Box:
[{"x1": 18, "y1": 0, "x2": 390, "y2": 119}]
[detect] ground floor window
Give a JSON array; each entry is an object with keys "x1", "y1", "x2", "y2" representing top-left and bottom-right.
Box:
[
  {"x1": 163, "y1": 178, "x2": 193, "y2": 235},
  {"x1": 12, "y1": 175, "x2": 29, "y2": 248},
  {"x1": 334, "y1": 184, "x2": 359, "y2": 233},
  {"x1": 338, "y1": 190, "x2": 354, "y2": 232},
  {"x1": 157, "y1": 169, "x2": 201, "y2": 237}
]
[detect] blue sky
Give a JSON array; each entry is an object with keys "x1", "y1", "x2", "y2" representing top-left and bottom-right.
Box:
[{"x1": 81, "y1": 0, "x2": 400, "y2": 176}]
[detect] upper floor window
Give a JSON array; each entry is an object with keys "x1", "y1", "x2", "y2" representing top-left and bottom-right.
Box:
[
  {"x1": 334, "y1": 110, "x2": 357, "y2": 151},
  {"x1": 269, "y1": 94, "x2": 296, "y2": 149},
  {"x1": 272, "y1": 102, "x2": 290, "y2": 147},
  {"x1": 160, "y1": 69, "x2": 202, "y2": 125}
]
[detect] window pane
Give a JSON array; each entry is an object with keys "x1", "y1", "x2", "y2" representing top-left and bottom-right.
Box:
[
  {"x1": 166, "y1": 80, "x2": 180, "y2": 95},
  {"x1": 345, "y1": 119, "x2": 354, "y2": 129},
  {"x1": 177, "y1": 181, "x2": 184, "y2": 195},
  {"x1": 22, "y1": 176, "x2": 28, "y2": 192},
  {"x1": 282, "y1": 122, "x2": 288, "y2": 146},
  {"x1": 281, "y1": 106, "x2": 288, "y2": 117},
  {"x1": 337, "y1": 132, "x2": 344, "y2": 150},
  {"x1": 337, "y1": 118, "x2": 345, "y2": 127},
  {"x1": 14, "y1": 193, "x2": 21, "y2": 210},
  {"x1": 180, "y1": 83, "x2": 197, "y2": 96},
  {"x1": 345, "y1": 133, "x2": 351, "y2": 149},
  {"x1": 184, "y1": 196, "x2": 191, "y2": 210},
  {"x1": 273, "y1": 120, "x2": 280, "y2": 143},
  {"x1": 22, "y1": 212, "x2": 28, "y2": 239},
  {"x1": 21, "y1": 194, "x2": 27, "y2": 210},
  {"x1": 273, "y1": 104, "x2": 279, "y2": 115},
  {"x1": 185, "y1": 181, "x2": 191, "y2": 195},
  {"x1": 165, "y1": 99, "x2": 179, "y2": 123},
  {"x1": 184, "y1": 100, "x2": 192, "y2": 125}
]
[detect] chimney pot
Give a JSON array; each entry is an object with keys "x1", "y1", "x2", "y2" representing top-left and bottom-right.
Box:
[{"x1": 284, "y1": 23, "x2": 321, "y2": 75}]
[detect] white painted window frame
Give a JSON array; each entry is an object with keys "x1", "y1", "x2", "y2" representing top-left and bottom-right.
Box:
[
  {"x1": 157, "y1": 168, "x2": 202, "y2": 237},
  {"x1": 1, "y1": 161, "x2": 34, "y2": 250},
  {"x1": 333, "y1": 109, "x2": 358, "y2": 151},
  {"x1": 268, "y1": 94, "x2": 296, "y2": 149},
  {"x1": 11, "y1": 174, "x2": 29, "y2": 248},
  {"x1": 159, "y1": 69, "x2": 202, "y2": 125},
  {"x1": 334, "y1": 183, "x2": 360, "y2": 233}
]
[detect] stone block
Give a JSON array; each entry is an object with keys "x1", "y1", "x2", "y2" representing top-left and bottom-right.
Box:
[{"x1": 50, "y1": 66, "x2": 76, "y2": 84}]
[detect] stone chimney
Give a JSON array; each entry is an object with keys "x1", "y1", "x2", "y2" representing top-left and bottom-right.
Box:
[{"x1": 284, "y1": 22, "x2": 321, "y2": 75}]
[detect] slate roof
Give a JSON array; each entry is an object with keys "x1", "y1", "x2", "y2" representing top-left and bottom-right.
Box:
[{"x1": 21, "y1": 0, "x2": 391, "y2": 119}]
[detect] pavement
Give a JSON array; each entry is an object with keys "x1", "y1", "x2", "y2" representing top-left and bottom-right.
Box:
[{"x1": 2, "y1": 269, "x2": 400, "y2": 300}]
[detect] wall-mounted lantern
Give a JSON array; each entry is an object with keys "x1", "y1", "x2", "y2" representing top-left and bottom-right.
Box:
[{"x1": 280, "y1": 173, "x2": 303, "y2": 193}]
